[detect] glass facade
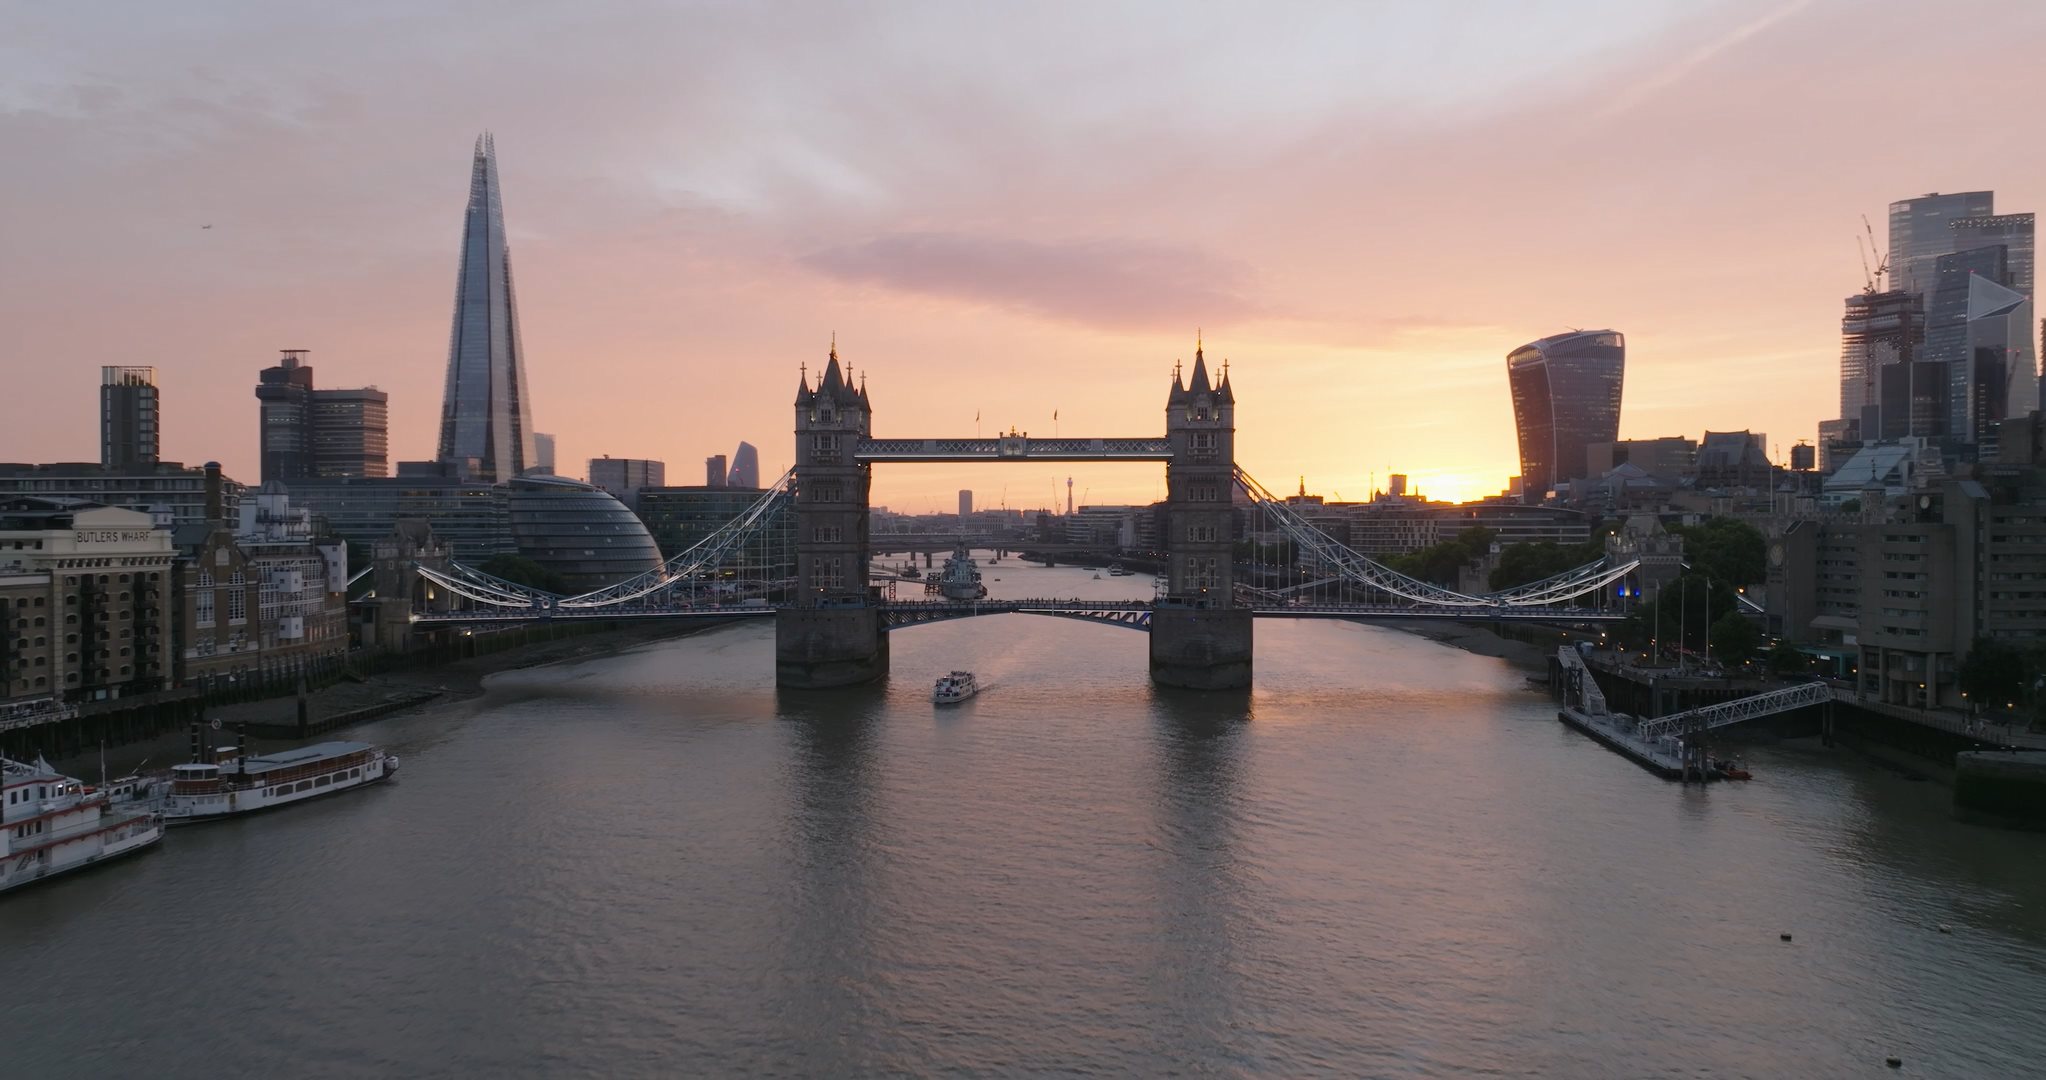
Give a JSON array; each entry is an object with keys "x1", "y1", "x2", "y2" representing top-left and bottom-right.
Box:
[
  {"x1": 1888, "y1": 191, "x2": 1994, "y2": 304},
  {"x1": 1924, "y1": 246, "x2": 2038, "y2": 444},
  {"x1": 100, "y1": 366, "x2": 159, "y2": 470},
  {"x1": 1839, "y1": 289, "x2": 1922, "y2": 431},
  {"x1": 436, "y1": 134, "x2": 537, "y2": 483},
  {"x1": 504, "y1": 477, "x2": 663, "y2": 592},
  {"x1": 283, "y1": 473, "x2": 514, "y2": 565},
  {"x1": 727, "y1": 442, "x2": 760, "y2": 489},
  {"x1": 1507, "y1": 330, "x2": 1625, "y2": 500}
]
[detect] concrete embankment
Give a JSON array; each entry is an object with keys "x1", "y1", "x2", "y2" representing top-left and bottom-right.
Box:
[
  {"x1": 46, "y1": 618, "x2": 739, "y2": 775},
  {"x1": 1954, "y1": 751, "x2": 2046, "y2": 829}
]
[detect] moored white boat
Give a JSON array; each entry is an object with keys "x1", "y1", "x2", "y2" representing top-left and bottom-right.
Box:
[
  {"x1": 1, "y1": 756, "x2": 162, "y2": 894},
  {"x1": 145, "y1": 728, "x2": 398, "y2": 824},
  {"x1": 933, "y1": 671, "x2": 979, "y2": 704}
]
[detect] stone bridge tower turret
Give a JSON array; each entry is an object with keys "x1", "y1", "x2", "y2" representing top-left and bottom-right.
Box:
[
  {"x1": 778, "y1": 344, "x2": 888, "y2": 687},
  {"x1": 1152, "y1": 343, "x2": 1252, "y2": 688}
]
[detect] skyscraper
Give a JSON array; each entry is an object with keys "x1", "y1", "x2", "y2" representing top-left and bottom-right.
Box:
[
  {"x1": 255, "y1": 351, "x2": 389, "y2": 481},
  {"x1": 256, "y1": 351, "x2": 316, "y2": 481},
  {"x1": 588, "y1": 456, "x2": 664, "y2": 500},
  {"x1": 1924, "y1": 246, "x2": 2038, "y2": 443},
  {"x1": 100, "y1": 366, "x2": 159, "y2": 469},
  {"x1": 958, "y1": 490, "x2": 973, "y2": 518},
  {"x1": 309, "y1": 387, "x2": 390, "y2": 478},
  {"x1": 1889, "y1": 191, "x2": 1995, "y2": 303},
  {"x1": 705, "y1": 455, "x2": 728, "y2": 487},
  {"x1": 533, "y1": 432, "x2": 556, "y2": 475},
  {"x1": 1839, "y1": 289, "x2": 1923, "y2": 434},
  {"x1": 727, "y1": 441, "x2": 760, "y2": 489},
  {"x1": 1506, "y1": 330, "x2": 1625, "y2": 501},
  {"x1": 437, "y1": 133, "x2": 537, "y2": 483}
]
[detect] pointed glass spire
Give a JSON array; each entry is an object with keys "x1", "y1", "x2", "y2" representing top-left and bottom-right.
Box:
[{"x1": 437, "y1": 132, "x2": 537, "y2": 482}]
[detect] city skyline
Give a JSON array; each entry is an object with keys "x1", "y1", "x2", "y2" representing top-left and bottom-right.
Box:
[{"x1": 4, "y1": 2, "x2": 2045, "y2": 507}]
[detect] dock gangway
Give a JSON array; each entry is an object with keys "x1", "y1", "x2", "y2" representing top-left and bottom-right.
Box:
[{"x1": 1633, "y1": 681, "x2": 1831, "y2": 741}]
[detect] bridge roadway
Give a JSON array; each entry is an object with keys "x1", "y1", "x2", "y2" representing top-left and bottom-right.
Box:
[{"x1": 410, "y1": 599, "x2": 1625, "y2": 628}]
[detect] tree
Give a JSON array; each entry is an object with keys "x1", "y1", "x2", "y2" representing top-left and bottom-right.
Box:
[
  {"x1": 1958, "y1": 637, "x2": 2031, "y2": 709},
  {"x1": 1709, "y1": 611, "x2": 1762, "y2": 666},
  {"x1": 1670, "y1": 517, "x2": 1767, "y2": 586},
  {"x1": 478, "y1": 554, "x2": 569, "y2": 594},
  {"x1": 1489, "y1": 534, "x2": 1609, "y2": 590},
  {"x1": 1387, "y1": 526, "x2": 1496, "y2": 586},
  {"x1": 1765, "y1": 641, "x2": 1808, "y2": 676}
]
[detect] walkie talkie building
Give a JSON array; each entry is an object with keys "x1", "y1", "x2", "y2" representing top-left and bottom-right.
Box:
[{"x1": 1507, "y1": 330, "x2": 1625, "y2": 500}]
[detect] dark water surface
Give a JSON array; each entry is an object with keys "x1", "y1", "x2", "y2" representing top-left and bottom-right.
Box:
[{"x1": 6, "y1": 559, "x2": 2045, "y2": 1078}]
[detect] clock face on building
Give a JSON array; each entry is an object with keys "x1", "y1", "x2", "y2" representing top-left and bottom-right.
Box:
[{"x1": 1769, "y1": 542, "x2": 1785, "y2": 567}]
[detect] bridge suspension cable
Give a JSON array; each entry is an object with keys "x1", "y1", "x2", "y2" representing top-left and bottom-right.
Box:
[
  {"x1": 1234, "y1": 467, "x2": 1637, "y2": 609},
  {"x1": 419, "y1": 469, "x2": 797, "y2": 612}
]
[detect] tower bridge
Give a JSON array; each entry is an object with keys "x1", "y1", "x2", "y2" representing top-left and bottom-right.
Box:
[{"x1": 397, "y1": 342, "x2": 1641, "y2": 688}]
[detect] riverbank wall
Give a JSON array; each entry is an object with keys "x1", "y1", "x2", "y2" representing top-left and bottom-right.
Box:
[
  {"x1": 1953, "y1": 752, "x2": 2046, "y2": 828},
  {"x1": 18, "y1": 618, "x2": 739, "y2": 767}
]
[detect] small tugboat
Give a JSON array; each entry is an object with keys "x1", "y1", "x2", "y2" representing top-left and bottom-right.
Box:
[
  {"x1": 1, "y1": 755, "x2": 163, "y2": 894},
  {"x1": 1107, "y1": 562, "x2": 1134, "y2": 576},
  {"x1": 146, "y1": 724, "x2": 398, "y2": 824},
  {"x1": 1714, "y1": 757, "x2": 1753, "y2": 781},
  {"x1": 933, "y1": 671, "x2": 979, "y2": 704}
]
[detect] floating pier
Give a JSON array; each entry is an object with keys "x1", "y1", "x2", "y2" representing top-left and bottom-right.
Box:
[
  {"x1": 1557, "y1": 703, "x2": 1690, "y2": 779},
  {"x1": 1553, "y1": 647, "x2": 1830, "y2": 782}
]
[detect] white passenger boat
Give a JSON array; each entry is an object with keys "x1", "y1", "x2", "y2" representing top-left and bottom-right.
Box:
[
  {"x1": 933, "y1": 671, "x2": 979, "y2": 704},
  {"x1": 154, "y1": 733, "x2": 398, "y2": 824},
  {"x1": 1, "y1": 755, "x2": 162, "y2": 894}
]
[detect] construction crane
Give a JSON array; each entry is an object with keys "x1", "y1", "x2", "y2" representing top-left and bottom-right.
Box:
[{"x1": 1858, "y1": 213, "x2": 1890, "y2": 293}]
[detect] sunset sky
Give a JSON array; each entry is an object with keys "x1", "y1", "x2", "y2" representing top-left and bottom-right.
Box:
[{"x1": 4, "y1": 1, "x2": 2043, "y2": 512}]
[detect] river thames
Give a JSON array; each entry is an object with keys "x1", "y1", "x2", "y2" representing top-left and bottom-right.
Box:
[{"x1": 6, "y1": 558, "x2": 2046, "y2": 1078}]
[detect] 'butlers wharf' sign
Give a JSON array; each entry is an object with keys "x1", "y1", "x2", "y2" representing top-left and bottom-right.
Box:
[{"x1": 74, "y1": 530, "x2": 156, "y2": 544}]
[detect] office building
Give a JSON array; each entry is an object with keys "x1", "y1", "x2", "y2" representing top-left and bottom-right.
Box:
[
  {"x1": 0, "y1": 499, "x2": 176, "y2": 704},
  {"x1": 174, "y1": 483, "x2": 349, "y2": 692},
  {"x1": 255, "y1": 352, "x2": 316, "y2": 481},
  {"x1": 255, "y1": 351, "x2": 390, "y2": 481},
  {"x1": 0, "y1": 462, "x2": 242, "y2": 530},
  {"x1": 533, "y1": 433, "x2": 556, "y2": 475},
  {"x1": 705, "y1": 455, "x2": 728, "y2": 488},
  {"x1": 284, "y1": 463, "x2": 514, "y2": 564},
  {"x1": 1925, "y1": 246, "x2": 2036, "y2": 444},
  {"x1": 100, "y1": 366, "x2": 159, "y2": 470},
  {"x1": 589, "y1": 457, "x2": 664, "y2": 500},
  {"x1": 309, "y1": 388, "x2": 389, "y2": 479},
  {"x1": 436, "y1": 134, "x2": 538, "y2": 482},
  {"x1": 1506, "y1": 330, "x2": 1625, "y2": 500},
  {"x1": 1840, "y1": 289, "x2": 1923, "y2": 433},
  {"x1": 1889, "y1": 191, "x2": 1994, "y2": 303},
  {"x1": 1695, "y1": 431, "x2": 1771, "y2": 489},
  {"x1": 633, "y1": 487, "x2": 792, "y2": 582},
  {"x1": 727, "y1": 442, "x2": 760, "y2": 489},
  {"x1": 1951, "y1": 213, "x2": 2034, "y2": 303},
  {"x1": 1586, "y1": 437, "x2": 1695, "y2": 479},
  {"x1": 958, "y1": 490, "x2": 973, "y2": 518}
]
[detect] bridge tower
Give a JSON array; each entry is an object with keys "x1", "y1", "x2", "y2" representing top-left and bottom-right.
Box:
[
  {"x1": 1153, "y1": 344, "x2": 1252, "y2": 688},
  {"x1": 777, "y1": 345, "x2": 888, "y2": 688}
]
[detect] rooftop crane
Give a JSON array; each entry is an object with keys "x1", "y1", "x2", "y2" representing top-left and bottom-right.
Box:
[{"x1": 1858, "y1": 213, "x2": 1890, "y2": 293}]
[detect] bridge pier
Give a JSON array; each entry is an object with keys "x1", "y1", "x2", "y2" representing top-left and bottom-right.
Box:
[
  {"x1": 1150, "y1": 607, "x2": 1253, "y2": 689},
  {"x1": 776, "y1": 607, "x2": 889, "y2": 688}
]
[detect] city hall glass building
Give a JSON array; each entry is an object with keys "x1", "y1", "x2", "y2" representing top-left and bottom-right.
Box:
[{"x1": 1507, "y1": 330, "x2": 1625, "y2": 500}]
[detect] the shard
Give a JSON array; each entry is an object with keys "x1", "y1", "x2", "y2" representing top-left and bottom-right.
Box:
[{"x1": 437, "y1": 133, "x2": 537, "y2": 482}]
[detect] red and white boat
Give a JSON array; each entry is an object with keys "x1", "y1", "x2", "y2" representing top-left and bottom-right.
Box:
[{"x1": 1, "y1": 755, "x2": 163, "y2": 894}]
